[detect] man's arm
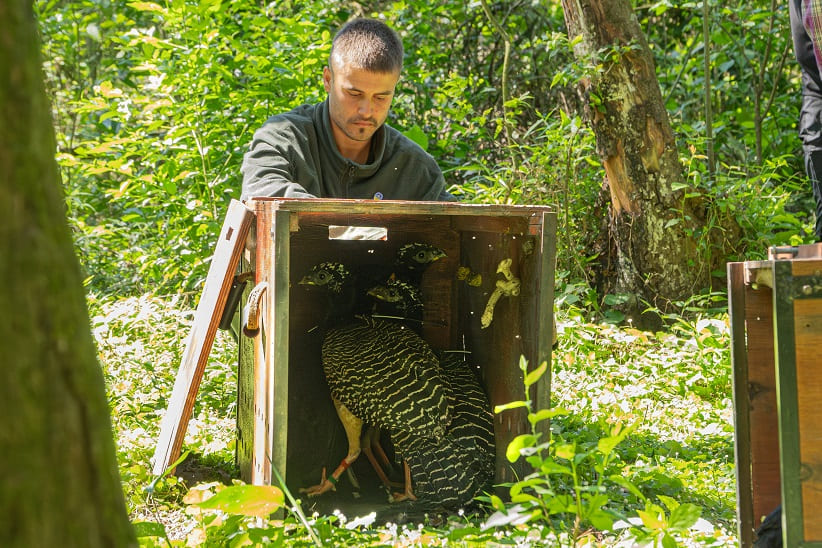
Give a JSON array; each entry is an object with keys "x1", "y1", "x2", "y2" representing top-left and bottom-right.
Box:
[
  {"x1": 437, "y1": 186, "x2": 459, "y2": 202},
  {"x1": 240, "y1": 137, "x2": 317, "y2": 201},
  {"x1": 419, "y1": 168, "x2": 458, "y2": 202}
]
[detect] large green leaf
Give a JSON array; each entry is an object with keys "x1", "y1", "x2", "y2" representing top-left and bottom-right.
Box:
[
  {"x1": 505, "y1": 434, "x2": 537, "y2": 462},
  {"x1": 194, "y1": 485, "x2": 285, "y2": 518}
]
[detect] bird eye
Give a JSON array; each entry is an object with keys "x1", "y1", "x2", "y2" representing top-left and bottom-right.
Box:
[
  {"x1": 416, "y1": 251, "x2": 426, "y2": 260},
  {"x1": 318, "y1": 272, "x2": 327, "y2": 280}
]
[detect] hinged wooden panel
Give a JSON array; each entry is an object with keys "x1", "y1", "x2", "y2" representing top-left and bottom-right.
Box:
[{"x1": 151, "y1": 200, "x2": 254, "y2": 477}]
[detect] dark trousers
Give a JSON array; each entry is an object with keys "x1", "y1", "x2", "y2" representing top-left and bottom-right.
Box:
[
  {"x1": 805, "y1": 142, "x2": 822, "y2": 241},
  {"x1": 790, "y1": 0, "x2": 822, "y2": 241}
]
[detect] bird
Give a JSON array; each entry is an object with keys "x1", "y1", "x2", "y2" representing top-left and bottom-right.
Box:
[
  {"x1": 360, "y1": 243, "x2": 448, "y2": 476},
  {"x1": 299, "y1": 250, "x2": 494, "y2": 518},
  {"x1": 367, "y1": 278, "x2": 424, "y2": 326},
  {"x1": 387, "y1": 350, "x2": 496, "y2": 514},
  {"x1": 363, "y1": 271, "x2": 496, "y2": 514},
  {"x1": 302, "y1": 311, "x2": 453, "y2": 500},
  {"x1": 297, "y1": 261, "x2": 361, "y2": 330},
  {"x1": 391, "y1": 242, "x2": 447, "y2": 286},
  {"x1": 437, "y1": 350, "x2": 495, "y2": 489},
  {"x1": 298, "y1": 243, "x2": 447, "y2": 490}
]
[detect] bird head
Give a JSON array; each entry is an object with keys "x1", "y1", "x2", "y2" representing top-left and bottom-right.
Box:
[
  {"x1": 395, "y1": 242, "x2": 446, "y2": 272},
  {"x1": 298, "y1": 262, "x2": 349, "y2": 294},
  {"x1": 367, "y1": 279, "x2": 422, "y2": 316}
]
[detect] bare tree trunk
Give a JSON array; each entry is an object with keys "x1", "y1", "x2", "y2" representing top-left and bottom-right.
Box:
[
  {"x1": 0, "y1": 1, "x2": 135, "y2": 546},
  {"x1": 561, "y1": 0, "x2": 722, "y2": 323}
]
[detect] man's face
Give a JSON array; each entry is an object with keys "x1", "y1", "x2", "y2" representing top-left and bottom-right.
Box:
[{"x1": 323, "y1": 57, "x2": 400, "y2": 147}]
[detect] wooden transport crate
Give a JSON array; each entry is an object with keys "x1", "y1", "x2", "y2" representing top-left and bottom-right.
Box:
[
  {"x1": 236, "y1": 198, "x2": 556, "y2": 512},
  {"x1": 728, "y1": 244, "x2": 822, "y2": 547}
]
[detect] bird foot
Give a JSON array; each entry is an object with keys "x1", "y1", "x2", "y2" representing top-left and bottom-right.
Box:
[
  {"x1": 389, "y1": 461, "x2": 416, "y2": 503},
  {"x1": 299, "y1": 467, "x2": 336, "y2": 497},
  {"x1": 390, "y1": 490, "x2": 417, "y2": 503}
]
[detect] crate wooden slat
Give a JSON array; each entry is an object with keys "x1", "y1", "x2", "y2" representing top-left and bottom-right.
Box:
[
  {"x1": 728, "y1": 262, "x2": 780, "y2": 546},
  {"x1": 772, "y1": 259, "x2": 822, "y2": 546}
]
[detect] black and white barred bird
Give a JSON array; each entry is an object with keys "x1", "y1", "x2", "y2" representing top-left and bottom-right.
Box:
[
  {"x1": 367, "y1": 280, "x2": 495, "y2": 506},
  {"x1": 367, "y1": 242, "x2": 445, "y2": 323},
  {"x1": 299, "y1": 256, "x2": 495, "y2": 517},
  {"x1": 387, "y1": 349, "x2": 495, "y2": 513},
  {"x1": 361, "y1": 243, "x2": 447, "y2": 479},
  {"x1": 368, "y1": 278, "x2": 424, "y2": 326}
]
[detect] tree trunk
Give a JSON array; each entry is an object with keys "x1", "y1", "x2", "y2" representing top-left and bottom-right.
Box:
[
  {"x1": 0, "y1": 1, "x2": 135, "y2": 546},
  {"x1": 560, "y1": 0, "x2": 720, "y2": 323}
]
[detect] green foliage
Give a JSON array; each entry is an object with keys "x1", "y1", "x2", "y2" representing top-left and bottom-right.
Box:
[
  {"x1": 484, "y1": 358, "x2": 640, "y2": 544},
  {"x1": 38, "y1": 0, "x2": 814, "y2": 303},
  {"x1": 37, "y1": 0, "x2": 341, "y2": 293},
  {"x1": 192, "y1": 485, "x2": 284, "y2": 518},
  {"x1": 483, "y1": 343, "x2": 732, "y2": 547},
  {"x1": 89, "y1": 292, "x2": 738, "y2": 545}
]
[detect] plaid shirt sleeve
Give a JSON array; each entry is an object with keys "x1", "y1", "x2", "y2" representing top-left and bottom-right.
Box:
[{"x1": 805, "y1": 0, "x2": 822, "y2": 72}]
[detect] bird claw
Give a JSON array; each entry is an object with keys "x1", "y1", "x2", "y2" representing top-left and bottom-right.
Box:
[
  {"x1": 299, "y1": 467, "x2": 336, "y2": 497},
  {"x1": 390, "y1": 491, "x2": 417, "y2": 503}
]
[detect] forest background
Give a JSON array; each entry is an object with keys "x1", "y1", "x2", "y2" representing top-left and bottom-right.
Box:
[
  {"x1": 39, "y1": 0, "x2": 809, "y2": 301},
  {"x1": 32, "y1": 0, "x2": 803, "y2": 545}
]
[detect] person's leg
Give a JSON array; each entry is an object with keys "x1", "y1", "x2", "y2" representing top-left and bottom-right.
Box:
[
  {"x1": 790, "y1": 0, "x2": 822, "y2": 241},
  {"x1": 805, "y1": 145, "x2": 822, "y2": 241},
  {"x1": 800, "y1": 84, "x2": 822, "y2": 242}
]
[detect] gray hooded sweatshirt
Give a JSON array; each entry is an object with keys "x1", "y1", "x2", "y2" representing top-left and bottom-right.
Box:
[{"x1": 240, "y1": 100, "x2": 455, "y2": 202}]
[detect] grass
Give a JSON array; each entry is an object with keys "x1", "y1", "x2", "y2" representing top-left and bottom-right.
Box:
[{"x1": 91, "y1": 292, "x2": 739, "y2": 546}]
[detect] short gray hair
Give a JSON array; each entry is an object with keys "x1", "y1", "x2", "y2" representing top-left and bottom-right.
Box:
[{"x1": 330, "y1": 18, "x2": 403, "y2": 74}]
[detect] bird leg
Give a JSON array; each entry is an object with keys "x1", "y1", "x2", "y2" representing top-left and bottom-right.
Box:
[
  {"x1": 301, "y1": 399, "x2": 363, "y2": 497},
  {"x1": 361, "y1": 426, "x2": 403, "y2": 490},
  {"x1": 368, "y1": 428, "x2": 396, "y2": 476},
  {"x1": 390, "y1": 460, "x2": 417, "y2": 502}
]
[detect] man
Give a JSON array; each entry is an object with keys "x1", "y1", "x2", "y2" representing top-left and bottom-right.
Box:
[
  {"x1": 790, "y1": 0, "x2": 822, "y2": 241},
  {"x1": 241, "y1": 18, "x2": 454, "y2": 202}
]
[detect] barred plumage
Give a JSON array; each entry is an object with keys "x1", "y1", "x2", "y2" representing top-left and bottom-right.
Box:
[
  {"x1": 439, "y1": 351, "x2": 496, "y2": 482},
  {"x1": 368, "y1": 278, "x2": 424, "y2": 326},
  {"x1": 322, "y1": 316, "x2": 450, "y2": 439},
  {"x1": 388, "y1": 352, "x2": 495, "y2": 510},
  {"x1": 393, "y1": 242, "x2": 447, "y2": 285}
]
